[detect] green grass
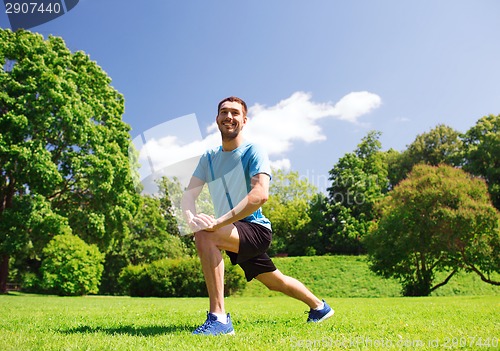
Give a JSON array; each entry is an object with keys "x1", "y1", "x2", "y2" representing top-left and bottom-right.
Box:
[
  {"x1": 238, "y1": 256, "x2": 500, "y2": 298},
  {"x1": 1, "y1": 256, "x2": 498, "y2": 350},
  {"x1": 1, "y1": 294, "x2": 499, "y2": 350}
]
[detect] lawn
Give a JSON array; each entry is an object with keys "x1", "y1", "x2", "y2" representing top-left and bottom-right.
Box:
[{"x1": 1, "y1": 293, "x2": 498, "y2": 350}]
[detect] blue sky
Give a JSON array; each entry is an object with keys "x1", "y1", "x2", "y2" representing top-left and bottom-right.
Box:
[{"x1": 2, "y1": 0, "x2": 500, "y2": 192}]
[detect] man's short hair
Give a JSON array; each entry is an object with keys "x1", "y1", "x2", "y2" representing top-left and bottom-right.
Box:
[{"x1": 218, "y1": 96, "x2": 248, "y2": 116}]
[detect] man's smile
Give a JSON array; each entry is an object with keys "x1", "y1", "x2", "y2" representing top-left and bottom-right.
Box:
[{"x1": 222, "y1": 121, "x2": 236, "y2": 128}]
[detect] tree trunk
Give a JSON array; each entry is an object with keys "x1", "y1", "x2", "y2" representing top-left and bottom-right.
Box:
[{"x1": 0, "y1": 254, "x2": 9, "y2": 294}]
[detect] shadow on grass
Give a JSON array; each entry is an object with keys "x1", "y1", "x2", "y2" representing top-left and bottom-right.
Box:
[
  {"x1": 61, "y1": 324, "x2": 193, "y2": 336},
  {"x1": 61, "y1": 318, "x2": 285, "y2": 336}
]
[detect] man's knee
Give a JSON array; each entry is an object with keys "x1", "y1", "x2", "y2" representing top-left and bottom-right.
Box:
[
  {"x1": 194, "y1": 231, "x2": 214, "y2": 250},
  {"x1": 194, "y1": 225, "x2": 239, "y2": 254}
]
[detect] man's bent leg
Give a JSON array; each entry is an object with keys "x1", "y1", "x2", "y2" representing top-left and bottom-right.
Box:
[
  {"x1": 255, "y1": 269, "x2": 322, "y2": 309},
  {"x1": 194, "y1": 225, "x2": 240, "y2": 315}
]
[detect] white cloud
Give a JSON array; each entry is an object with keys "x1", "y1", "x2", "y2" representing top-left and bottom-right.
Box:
[
  {"x1": 134, "y1": 114, "x2": 207, "y2": 174},
  {"x1": 140, "y1": 135, "x2": 205, "y2": 172},
  {"x1": 270, "y1": 158, "x2": 291, "y2": 171},
  {"x1": 332, "y1": 91, "x2": 382, "y2": 123},
  {"x1": 243, "y1": 91, "x2": 381, "y2": 155}
]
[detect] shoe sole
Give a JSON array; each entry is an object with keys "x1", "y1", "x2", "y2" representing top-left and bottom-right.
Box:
[
  {"x1": 313, "y1": 309, "x2": 335, "y2": 323},
  {"x1": 193, "y1": 330, "x2": 235, "y2": 336}
]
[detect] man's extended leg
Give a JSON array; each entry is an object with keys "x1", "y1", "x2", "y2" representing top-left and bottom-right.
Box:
[
  {"x1": 255, "y1": 269, "x2": 334, "y2": 322},
  {"x1": 255, "y1": 269, "x2": 322, "y2": 309}
]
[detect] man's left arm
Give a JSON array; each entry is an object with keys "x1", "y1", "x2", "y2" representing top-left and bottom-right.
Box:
[{"x1": 208, "y1": 173, "x2": 270, "y2": 231}]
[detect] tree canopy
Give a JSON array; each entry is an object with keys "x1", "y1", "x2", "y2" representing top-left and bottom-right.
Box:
[
  {"x1": 364, "y1": 164, "x2": 500, "y2": 296},
  {"x1": 387, "y1": 124, "x2": 463, "y2": 187},
  {"x1": 0, "y1": 29, "x2": 138, "y2": 293}
]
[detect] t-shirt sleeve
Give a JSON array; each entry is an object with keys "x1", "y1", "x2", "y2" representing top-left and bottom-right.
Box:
[
  {"x1": 192, "y1": 152, "x2": 208, "y2": 182},
  {"x1": 248, "y1": 144, "x2": 272, "y2": 180}
]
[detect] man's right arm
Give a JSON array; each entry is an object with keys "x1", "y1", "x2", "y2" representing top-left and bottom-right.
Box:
[{"x1": 181, "y1": 176, "x2": 217, "y2": 232}]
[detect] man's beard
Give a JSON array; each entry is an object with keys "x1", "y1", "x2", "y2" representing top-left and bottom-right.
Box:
[{"x1": 219, "y1": 125, "x2": 242, "y2": 141}]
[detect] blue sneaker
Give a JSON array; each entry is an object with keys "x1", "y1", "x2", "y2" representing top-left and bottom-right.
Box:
[
  {"x1": 192, "y1": 312, "x2": 235, "y2": 335},
  {"x1": 307, "y1": 300, "x2": 334, "y2": 323}
]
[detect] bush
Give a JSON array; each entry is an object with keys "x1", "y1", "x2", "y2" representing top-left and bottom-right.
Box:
[
  {"x1": 41, "y1": 234, "x2": 105, "y2": 296},
  {"x1": 119, "y1": 255, "x2": 246, "y2": 297}
]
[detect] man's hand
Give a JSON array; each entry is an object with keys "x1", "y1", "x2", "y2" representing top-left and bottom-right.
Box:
[{"x1": 185, "y1": 211, "x2": 218, "y2": 232}]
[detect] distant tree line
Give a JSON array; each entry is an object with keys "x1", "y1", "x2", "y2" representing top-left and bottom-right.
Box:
[
  {"x1": 265, "y1": 122, "x2": 500, "y2": 295},
  {"x1": 1, "y1": 29, "x2": 498, "y2": 297}
]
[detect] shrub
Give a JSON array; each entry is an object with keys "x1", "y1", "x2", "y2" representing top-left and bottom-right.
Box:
[
  {"x1": 119, "y1": 255, "x2": 246, "y2": 297},
  {"x1": 41, "y1": 234, "x2": 105, "y2": 296}
]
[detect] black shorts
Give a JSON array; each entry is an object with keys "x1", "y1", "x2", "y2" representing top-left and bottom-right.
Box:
[{"x1": 226, "y1": 221, "x2": 277, "y2": 282}]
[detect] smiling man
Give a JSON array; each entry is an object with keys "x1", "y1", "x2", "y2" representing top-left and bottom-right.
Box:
[{"x1": 181, "y1": 96, "x2": 333, "y2": 335}]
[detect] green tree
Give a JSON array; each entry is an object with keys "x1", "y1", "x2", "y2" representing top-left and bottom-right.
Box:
[
  {"x1": 325, "y1": 131, "x2": 388, "y2": 254},
  {"x1": 262, "y1": 168, "x2": 318, "y2": 256},
  {"x1": 463, "y1": 114, "x2": 500, "y2": 210},
  {"x1": 126, "y1": 195, "x2": 187, "y2": 265},
  {"x1": 364, "y1": 164, "x2": 500, "y2": 296},
  {"x1": 388, "y1": 124, "x2": 463, "y2": 187},
  {"x1": 0, "y1": 29, "x2": 138, "y2": 292},
  {"x1": 302, "y1": 192, "x2": 330, "y2": 256}
]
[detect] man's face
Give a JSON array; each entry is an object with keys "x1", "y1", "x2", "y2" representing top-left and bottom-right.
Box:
[{"x1": 216, "y1": 101, "x2": 247, "y2": 140}]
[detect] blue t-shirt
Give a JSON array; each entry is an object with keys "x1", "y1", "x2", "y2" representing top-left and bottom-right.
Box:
[{"x1": 193, "y1": 141, "x2": 272, "y2": 230}]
